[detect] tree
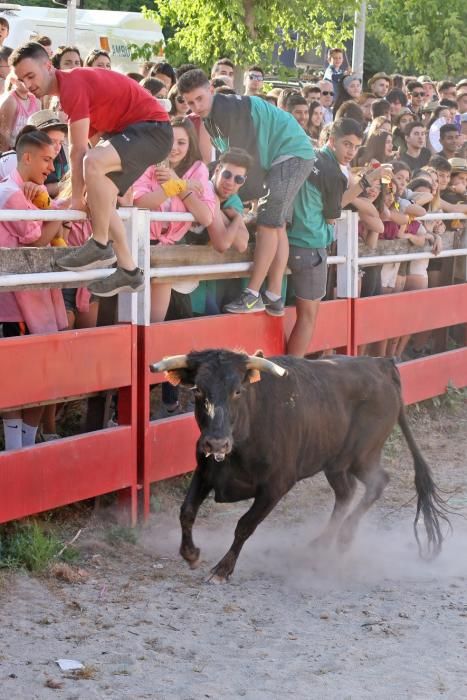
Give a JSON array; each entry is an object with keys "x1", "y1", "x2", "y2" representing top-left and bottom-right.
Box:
[
  {"x1": 367, "y1": 0, "x2": 467, "y2": 80},
  {"x1": 143, "y1": 0, "x2": 360, "y2": 70},
  {"x1": 363, "y1": 33, "x2": 395, "y2": 79}
]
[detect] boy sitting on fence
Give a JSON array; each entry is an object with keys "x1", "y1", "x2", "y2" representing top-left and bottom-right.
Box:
[{"x1": 0, "y1": 130, "x2": 68, "y2": 451}]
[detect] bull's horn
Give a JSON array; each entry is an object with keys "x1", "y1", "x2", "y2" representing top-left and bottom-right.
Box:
[
  {"x1": 246, "y1": 355, "x2": 287, "y2": 377},
  {"x1": 150, "y1": 355, "x2": 189, "y2": 373}
]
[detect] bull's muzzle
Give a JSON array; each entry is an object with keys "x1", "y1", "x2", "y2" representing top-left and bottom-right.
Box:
[{"x1": 200, "y1": 436, "x2": 232, "y2": 462}]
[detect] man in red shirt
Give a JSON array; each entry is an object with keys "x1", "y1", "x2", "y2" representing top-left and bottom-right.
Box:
[{"x1": 11, "y1": 42, "x2": 173, "y2": 296}]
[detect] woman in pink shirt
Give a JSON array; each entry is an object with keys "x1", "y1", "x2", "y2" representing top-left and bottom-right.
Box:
[
  {"x1": 133, "y1": 117, "x2": 216, "y2": 321},
  {"x1": 0, "y1": 75, "x2": 40, "y2": 151}
]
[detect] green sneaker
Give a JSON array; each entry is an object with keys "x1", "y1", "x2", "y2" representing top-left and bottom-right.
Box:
[
  {"x1": 223, "y1": 290, "x2": 265, "y2": 314},
  {"x1": 57, "y1": 238, "x2": 117, "y2": 271},
  {"x1": 88, "y1": 267, "x2": 144, "y2": 297}
]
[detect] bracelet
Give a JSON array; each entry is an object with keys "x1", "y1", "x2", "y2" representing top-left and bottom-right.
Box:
[{"x1": 181, "y1": 191, "x2": 193, "y2": 202}]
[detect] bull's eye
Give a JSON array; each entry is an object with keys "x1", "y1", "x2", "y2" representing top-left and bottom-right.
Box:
[{"x1": 233, "y1": 388, "x2": 242, "y2": 398}]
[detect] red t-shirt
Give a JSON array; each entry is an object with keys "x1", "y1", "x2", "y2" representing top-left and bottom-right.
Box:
[{"x1": 56, "y1": 68, "x2": 169, "y2": 136}]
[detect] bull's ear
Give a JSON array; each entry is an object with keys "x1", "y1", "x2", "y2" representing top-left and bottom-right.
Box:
[
  {"x1": 254, "y1": 349, "x2": 264, "y2": 358},
  {"x1": 164, "y1": 370, "x2": 182, "y2": 386},
  {"x1": 164, "y1": 368, "x2": 196, "y2": 388},
  {"x1": 247, "y1": 368, "x2": 261, "y2": 384}
]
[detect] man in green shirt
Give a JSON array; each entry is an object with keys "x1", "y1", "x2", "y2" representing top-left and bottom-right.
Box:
[
  {"x1": 288, "y1": 118, "x2": 368, "y2": 356},
  {"x1": 178, "y1": 69, "x2": 315, "y2": 315}
]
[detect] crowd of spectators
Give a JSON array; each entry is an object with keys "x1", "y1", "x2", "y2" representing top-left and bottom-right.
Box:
[{"x1": 0, "y1": 20, "x2": 466, "y2": 448}]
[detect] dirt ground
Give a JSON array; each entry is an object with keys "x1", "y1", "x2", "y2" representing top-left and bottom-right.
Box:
[{"x1": 1, "y1": 400, "x2": 466, "y2": 700}]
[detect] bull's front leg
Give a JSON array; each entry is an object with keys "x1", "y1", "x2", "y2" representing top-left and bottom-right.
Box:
[
  {"x1": 180, "y1": 468, "x2": 212, "y2": 569},
  {"x1": 208, "y1": 488, "x2": 282, "y2": 584}
]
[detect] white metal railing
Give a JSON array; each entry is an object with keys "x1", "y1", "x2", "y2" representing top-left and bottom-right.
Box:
[{"x1": 0, "y1": 207, "x2": 466, "y2": 323}]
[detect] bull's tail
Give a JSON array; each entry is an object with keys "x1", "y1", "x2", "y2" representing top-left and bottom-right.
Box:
[{"x1": 398, "y1": 405, "x2": 451, "y2": 559}]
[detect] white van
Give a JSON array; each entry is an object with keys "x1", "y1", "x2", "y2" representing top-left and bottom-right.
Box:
[{"x1": 0, "y1": 3, "x2": 165, "y2": 73}]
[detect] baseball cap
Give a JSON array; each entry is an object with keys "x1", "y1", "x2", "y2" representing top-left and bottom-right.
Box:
[
  {"x1": 27, "y1": 109, "x2": 67, "y2": 133},
  {"x1": 418, "y1": 75, "x2": 434, "y2": 84},
  {"x1": 448, "y1": 157, "x2": 467, "y2": 173}
]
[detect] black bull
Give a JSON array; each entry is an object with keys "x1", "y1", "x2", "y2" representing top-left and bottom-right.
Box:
[{"x1": 151, "y1": 349, "x2": 450, "y2": 583}]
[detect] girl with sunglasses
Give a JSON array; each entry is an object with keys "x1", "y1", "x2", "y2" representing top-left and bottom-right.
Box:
[
  {"x1": 168, "y1": 84, "x2": 189, "y2": 118},
  {"x1": 133, "y1": 116, "x2": 216, "y2": 322}
]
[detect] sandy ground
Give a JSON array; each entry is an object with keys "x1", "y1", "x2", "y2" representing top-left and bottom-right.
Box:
[{"x1": 1, "y1": 401, "x2": 466, "y2": 700}]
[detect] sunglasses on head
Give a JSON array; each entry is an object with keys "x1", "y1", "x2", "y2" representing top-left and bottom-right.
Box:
[
  {"x1": 248, "y1": 74, "x2": 264, "y2": 81},
  {"x1": 321, "y1": 90, "x2": 334, "y2": 96},
  {"x1": 176, "y1": 95, "x2": 186, "y2": 104},
  {"x1": 220, "y1": 169, "x2": 247, "y2": 185}
]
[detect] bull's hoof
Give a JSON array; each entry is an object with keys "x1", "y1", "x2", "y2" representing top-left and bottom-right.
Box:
[
  {"x1": 205, "y1": 555, "x2": 235, "y2": 584},
  {"x1": 180, "y1": 545, "x2": 200, "y2": 568}
]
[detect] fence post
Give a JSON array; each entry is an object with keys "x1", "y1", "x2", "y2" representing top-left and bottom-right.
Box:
[
  {"x1": 336, "y1": 210, "x2": 359, "y2": 299},
  {"x1": 460, "y1": 222, "x2": 467, "y2": 283},
  {"x1": 337, "y1": 211, "x2": 359, "y2": 355},
  {"x1": 118, "y1": 207, "x2": 151, "y2": 325},
  {"x1": 115, "y1": 208, "x2": 152, "y2": 522}
]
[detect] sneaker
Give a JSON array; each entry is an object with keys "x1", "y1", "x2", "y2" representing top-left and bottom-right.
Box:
[
  {"x1": 88, "y1": 267, "x2": 144, "y2": 297},
  {"x1": 39, "y1": 432, "x2": 61, "y2": 442},
  {"x1": 57, "y1": 238, "x2": 117, "y2": 271},
  {"x1": 261, "y1": 293, "x2": 285, "y2": 317},
  {"x1": 223, "y1": 290, "x2": 265, "y2": 314}
]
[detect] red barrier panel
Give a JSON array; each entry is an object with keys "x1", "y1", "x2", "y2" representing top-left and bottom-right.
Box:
[
  {"x1": 0, "y1": 326, "x2": 134, "y2": 409},
  {"x1": 0, "y1": 325, "x2": 138, "y2": 524},
  {"x1": 141, "y1": 300, "x2": 351, "y2": 516},
  {"x1": 398, "y1": 348, "x2": 467, "y2": 405},
  {"x1": 353, "y1": 283, "x2": 467, "y2": 346}
]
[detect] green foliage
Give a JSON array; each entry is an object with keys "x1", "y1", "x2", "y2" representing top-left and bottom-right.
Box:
[
  {"x1": 0, "y1": 521, "x2": 78, "y2": 573},
  {"x1": 128, "y1": 40, "x2": 164, "y2": 62},
  {"x1": 363, "y1": 32, "x2": 395, "y2": 78},
  {"x1": 144, "y1": 0, "x2": 359, "y2": 70},
  {"x1": 368, "y1": 0, "x2": 467, "y2": 80}
]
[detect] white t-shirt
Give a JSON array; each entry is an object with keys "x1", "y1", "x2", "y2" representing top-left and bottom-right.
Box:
[{"x1": 0, "y1": 151, "x2": 18, "y2": 180}]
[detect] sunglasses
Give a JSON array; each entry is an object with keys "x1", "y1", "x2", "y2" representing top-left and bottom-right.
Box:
[
  {"x1": 412, "y1": 92, "x2": 425, "y2": 97},
  {"x1": 248, "y1": 74, "x2": 264, "y2": 81},
  {"x1": 321, "y1": 90, "x2": 334, "y2": 96},
  {"x1": 176, "y1": 95, "x2": 186, "y2": 104},
  {"x1": 220, "y1": 169, "x2": 246, "y2": 185}
]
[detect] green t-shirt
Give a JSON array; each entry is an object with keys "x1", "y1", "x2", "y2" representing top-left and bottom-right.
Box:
[
  {"x1": 222, "y1": 193, "x2": 244, "y2": 214},
  {"x1": 249, "y1": 97, "x2": 315, "y2": 170},
  {"x1": 288, "y1": 182, "x2": 334, "y2": 249}
]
